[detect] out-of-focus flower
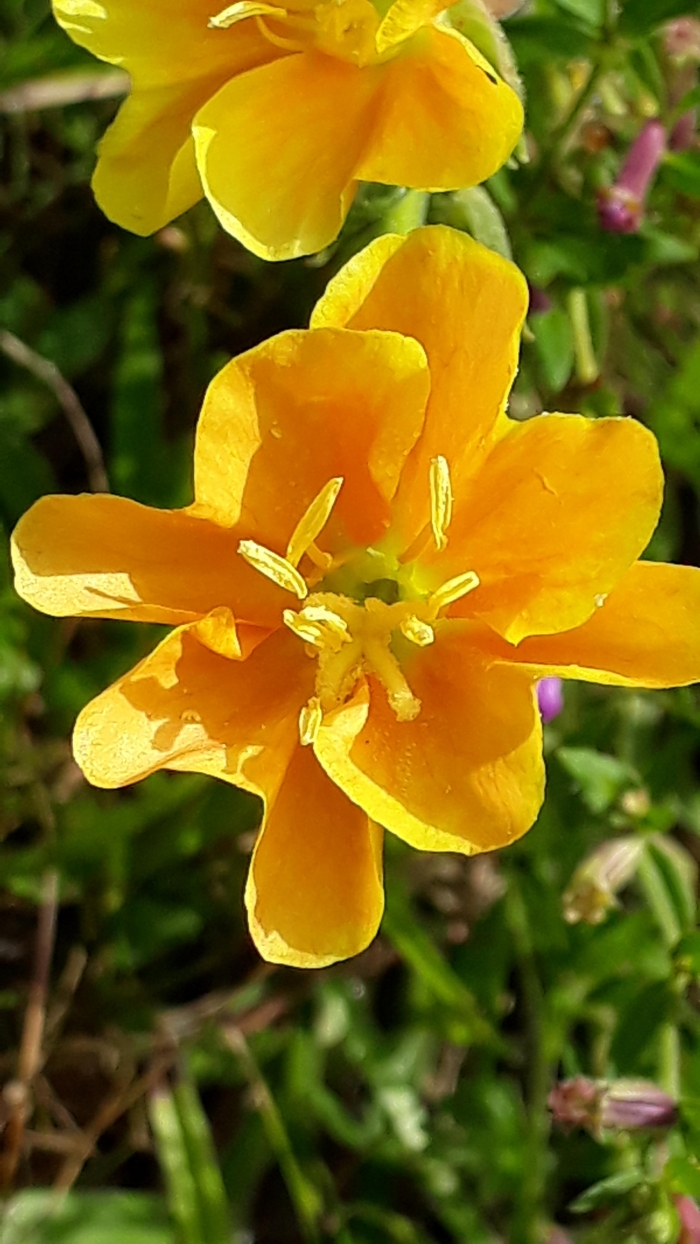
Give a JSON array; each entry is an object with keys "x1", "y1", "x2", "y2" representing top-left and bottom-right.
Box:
[
  {"x1": 549, "y1": 1076, "x2": 677, "y2": 1138},
  {"x1": 537, "y1": 676, "x2": 563, "y2": 723},
  {"x1": 11, "y1": 227, "x2": 700, "y2": 967},
  {"x1": 598, "y1": 120, "x2": 667, "y2": 234},
  {"x1": 677, "y1": 1196, "x2": 700, "y2": 1244},
  {"x1": 563, "y1": 836, "x2": 645, "y2": 925},
  {"x1": 665, "y1": 18, "x2": 700, "y2": 63},
  {"x1": 670, "y1": 110, "x2": 697, "y2": 153},
  {"x1": 51, "y1": 0, "x2": 523, "y2": 260}
]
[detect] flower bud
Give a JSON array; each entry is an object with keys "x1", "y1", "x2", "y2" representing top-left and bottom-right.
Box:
[
  {"x1": 537, "y1": 676, "x2": 563, "y2": 723},
  {"x1": 665, "y1": 19, "x2": 700, "y2": 63},
  {"x1": 598, "y1": 121, "x2": 667, "y2": 234},
  {"x1": 677, "y1": 1196, "x2": 700, "y2": 1244},
  {"x1": 563, "y1": 835, "x2": 644, "y2": 925},
  {"x1": 549, "y1": 1076, "x2": 677, "y2": 1138},
  {"x1": 670, "y1": 110, "x2": 697, "y2": 153}
]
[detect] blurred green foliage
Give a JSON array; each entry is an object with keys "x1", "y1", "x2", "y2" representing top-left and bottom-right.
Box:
[{"x1": 2, "y1": 0, "x2": 700, "y2": 1240}]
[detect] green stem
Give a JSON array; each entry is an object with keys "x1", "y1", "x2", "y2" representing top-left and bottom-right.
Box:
[
  {"x1": 227, "y1": 1029, "x2": 323, "y2": 1244},
  {"x1": 506, "y1": 879, "x2": 550, "y2": 1244},
  {"x1": 382, "y1": 189, "x2": 430, "y2": 236},
  {"x1": 568, "y1": 288, "x2": 599, "y2": 385}
]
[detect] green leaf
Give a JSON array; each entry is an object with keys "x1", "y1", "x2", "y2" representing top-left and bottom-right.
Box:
[
  {"x1": 557, "y1": 748, "x2": 638, "y2": 814},
  {"x1": 663, "y1": 152, "x2": 700, "y2": 199},
  {"x1": 664, "y1": 1155, "x2": 700, "y2": 1199},
  {"x1": 570, "y1": 1169, "x2": 645, "y2": 1213},
  {"x1": 646, "y1": 837, "x2": 697, "y2": 936},
  {"x1": 620, "y1": 0, "x2": 700, "y2": 37},
  {"x1": 0, "y1": 1192, "x2": 174, "y2": 1244}
]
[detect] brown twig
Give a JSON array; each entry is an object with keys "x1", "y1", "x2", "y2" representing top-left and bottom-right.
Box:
[
  {"x1": 52, "y1": 1053, "x2": 177, "y2": 1192},
  {"x1": 0, "y1": 69, "x2": 128, "y2": 114},
  {"x1": 0, "y1": 330, "x2": 109, "y2": 493},
  {"x1": 0, "y1": 869, "x2": 59, "y2": 1189}
]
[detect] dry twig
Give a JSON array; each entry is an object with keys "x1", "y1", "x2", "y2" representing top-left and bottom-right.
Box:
[{"x1": 0, "y1": 330, "x2": 109, "y2": 493}]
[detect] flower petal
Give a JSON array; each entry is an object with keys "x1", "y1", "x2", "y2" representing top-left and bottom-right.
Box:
[
  {"x1": 93, "y1": 83, "x2": 206, "y2": 235},
  {"x1": 359, "y1": 27, "x2": 522, "y2": 188},
  {"x1": 375, "y1": 0, "x2": 457, "y2": 54},
  {"x1": 73, "y1": 626, "x2": 311, "y2": 789},
  {"x1": 193, "y1": 327, "x2": 429, "y2": 551},
  {"x1": 193, "y1": 52, "x2": 380, "y2": 260},
  {"x1": 438, "y1": 414, "x2": 664, "y2": 644},
  {"x1": 53, "y1": 0, "x2": 276, "y2": 234},
  {"x1": 310, "y1": 226, "x2": 528, "y2": 541},
  {"x1": 314, "y1": 625, "x2": 544, "y2": 855},
  {"x1": 11, "y1": 493, "x2": 283, "y2": 629},
  {"x1": 246, "y1": 745, "x2": 384, "y2": 967},
  {"x1": 52, "y1": 0, "x2": 249, "y2": 87},
  {"x1": 499, "y1": 561, "x2": 700, "y2": 688}
]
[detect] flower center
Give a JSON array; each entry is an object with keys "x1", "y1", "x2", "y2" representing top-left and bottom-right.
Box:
[
  {"x1": 237, "y1": 460, "x2": 480, "y2": 743},
  {"x1": 208, "y1": 0, "x2": 382, "y2": 65}
]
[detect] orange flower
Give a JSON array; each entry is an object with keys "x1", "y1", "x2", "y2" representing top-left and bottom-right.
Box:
[
  {"x1": 51, "y1": 0, "x2": 522, "y2": 259},
  {"x1": 12, "y1": 226, "x2": 700, "y2": 967}
]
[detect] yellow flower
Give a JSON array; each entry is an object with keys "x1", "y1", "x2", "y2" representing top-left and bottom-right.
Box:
[
  {"x1": 12, "y1": 226, "x2": 700, "y2": 967},
  {"x1": 52, "y1": 0, "x2": 523, "y2": 259}
]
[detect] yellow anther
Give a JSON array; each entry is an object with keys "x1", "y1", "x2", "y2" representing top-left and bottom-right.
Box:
[
  {"x1": 400, "y1": 615, "x2": 435, "y2": 647},
  {"x1": 209, "y1": 0, "x2": 285, "y2": 26},
  {"x1": 283, "y1": 609, "x2": 325, "y2": 647},
  {"x1": 283, "y1": 606, "x2": 349, "y2": 652},
  {"x1": 429, "y1": 455, "x2": 453, "y2": 552},
  {"x1": 299, "y1": 697, "x2": 323, "y2": 746},
  {"x1": 429, "y1": 570, "x2": 480, "y2": 614},
  {"x1": 238, "y1": 539, "x2": 308, "y2": 599},
  {"x1": 286, "y1": 477, "x2": 343, "y2": 569},
  {"x1": 301, "y1": 604, "x2": 349, "y2": 641}
]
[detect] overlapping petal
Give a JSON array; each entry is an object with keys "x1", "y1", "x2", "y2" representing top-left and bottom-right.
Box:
[
  {"x1": 246, "y1": 745, "x2": 384, "y2": 967},
  {"x1": 314, "y1": 624, "x2": 543, "y2": 855},
  {"x1": 52, "y1": 0, "x2": 247, "y2": 87},
  {"x1": 11, "y1": 493, "x2": 284, "y2": 629},
  {"x1": 192, "y1": 327, "x2": 430, "y2": 551},
  {"x1": 93, "y1": 82, "x2": 207, "y2": 236},
  {"x1": 311, "y1": 226, "x2": 528, "y2": 540},
  {"x1": 498, "y1": 561, "x2": 700, "y2": 688},
  {"x1": 434, "y1": 414, "x2": 663, "y2": 644},
  {"x1": 193, "y1": 52, "x2": 380, "y2": 260},
  {"x1": 73, "y1": 626, "x2": 311, "y2": 790},
  {"x1": 358, "y1": 29, "x2": 523, "y2": 191}
]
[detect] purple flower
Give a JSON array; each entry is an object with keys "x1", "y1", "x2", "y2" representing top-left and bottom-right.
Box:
[
  {"x1": 549, "y1": 1076, "x2": 677, "y2": 1138},
  {"x1": 537, "y1": 676, "x2": 564, "y2": 723},
  {"x1": 598, "y1": 120, "x2": 667, "y2": 234}
]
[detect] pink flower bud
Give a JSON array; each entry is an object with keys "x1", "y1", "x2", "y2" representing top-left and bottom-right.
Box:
[
  {"x1": 665, "y1": 19, "x2": 700, "y2": 63},
  {"x1": 598, "y1": 121, "x2": 667, "y2": 234},
  {"x1": 670, "y1": 110, "x2": 697, "y2": 153},
  {"x1": 537, "y1": 676, "x2": 563, "y2": 723},
  {"x1": 677, "y1": 1196, "x2": 700, "y2": 1244},
  {"x1": 549, "y1": 1076, "x2": 677, "y2": 1138}
]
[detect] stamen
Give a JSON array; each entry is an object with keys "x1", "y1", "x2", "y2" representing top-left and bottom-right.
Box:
[
  {"x1": 429, "y1": 455, "x2": 453, "y2": 552},
  {"x1": 400, "y1": 615, "x2": 435, "y2": 647},
  {"x1": 283, "y1": 609, "x2": 325, "y2": 647},
  {"x1": 209, "y1": 0, "x2": 285, "y2": 27},
  {"x1": 364, "y1": 638, "x2": 421, "y2": 722},
  {"x1": 301, "y1": 604, "x2": 350, "y2": 641},
  {"x1": 299, "y1": 697, "x2": 323, "y2": 746},
  {"x1": 286, "y1": 477, "x2": 343, "y2": 568},
  {"x1": 238, "y1": 539, "x2": 308, "y2": 599},
  {"x1": 283, "y1": 605, "x2": 349, "y2": 652},
  {"x1": 429, "y1": 570, "x2": 480, "y2": 614}
]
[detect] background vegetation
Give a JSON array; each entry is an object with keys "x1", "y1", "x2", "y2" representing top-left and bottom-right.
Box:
[{"x1": 2, "y1": 0, "x2": 700, "y2": 1239}]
